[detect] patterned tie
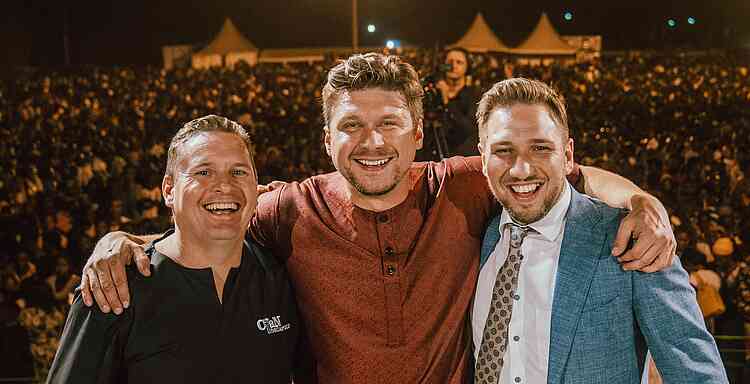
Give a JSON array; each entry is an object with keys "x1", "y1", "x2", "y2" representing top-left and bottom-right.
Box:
[{"x1": 475, "y1": 224, "x2": 530, "y2": 384}]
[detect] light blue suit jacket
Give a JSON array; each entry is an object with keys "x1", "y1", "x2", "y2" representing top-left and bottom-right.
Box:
[{"x1": 477, "y1": 188, "x2": 727, "y2": 383}]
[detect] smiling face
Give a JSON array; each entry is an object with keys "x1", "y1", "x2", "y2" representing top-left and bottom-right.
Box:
[
  {"x1": 325, "y1": 88, "x2": 423, "y2": 198},
  {"x1": 479, "y1": 104, "x2": 574, "y2": 225},
  {"x1": 163, "y1": 131, "x2": 258, "y2": 243}
]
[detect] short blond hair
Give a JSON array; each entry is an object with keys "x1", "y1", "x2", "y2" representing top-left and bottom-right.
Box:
[
  {"x1": 321, "y1": 53, "x2": 424, "y2": 128},
  {"x1": 165, "y1": 115, "x2": 254, "y2": 177},
  {"x1": 476, "y1": 78, "x2": 568, "y2": 143}
]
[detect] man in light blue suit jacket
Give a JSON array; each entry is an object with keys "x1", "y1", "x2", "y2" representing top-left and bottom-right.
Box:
[
  {"x1": 471, "y1": 78, "x2": 727, "y2": 384},
  {"x1": 478, "y1": 188, "x2": 727, "y2": 383}
]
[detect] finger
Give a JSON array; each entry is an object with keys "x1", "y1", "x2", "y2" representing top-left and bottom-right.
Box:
[
  {"x1": 80, "y1": 270, "x2": 93, "y2": 307},
  {"x1": 617, "y1": 231, "x2": 657, "y2": 264},
  {"x1": 611, "y1": 218, "x2": 636, "y2": 256},
  {"x1": 621, "y1": 242, "x2": 661, "y2": 271},
  {"x1": 94, "y1": 259, "x2": 124, "y2": 314},
  {"x1": 86, "y1": 268, "x2": 111, "y2": 313},
  {"x1": 644, "y1": 242, "x2": 677, "y2": 273},
  {"x1": 109, "y1": 256, "x2": 131, "y2": 309},
  {"x1": 134, "y1": 246, "x2": 151, "y2": 276},
  {"x1": 616, "y1": 231, "x2": 653, "y2": 263},
  {"x1": 638, "y1": 236, "x2": 674, "y2": 273},
  {"x1": 257, "y1": 185, "x2": 270, "y2": 195},
  {"x1": 640, "y1": 259, "x2": 667, "y2": 273},
  {"x1": 640, "y1": 246, "x2": 673, "y2": 273}
]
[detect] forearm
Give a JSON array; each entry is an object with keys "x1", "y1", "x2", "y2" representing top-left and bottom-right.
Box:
[
  {"x1": 579, "y1": 165, "x2": 648, "y2": 209},
  {"x1": 92, "y1": 231, "x2": 160, "y2": 258}
]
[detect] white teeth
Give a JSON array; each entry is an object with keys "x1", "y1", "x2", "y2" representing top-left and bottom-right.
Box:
[
  {"x1": 511, "y1": 184, "x2": 540, "y2": 194},
  {"x1": 204, "y1": 202, "x2": 239, "y2": 211},
  {"x1": 357, "y1": 158, "x2": 390, "y2": 166}
]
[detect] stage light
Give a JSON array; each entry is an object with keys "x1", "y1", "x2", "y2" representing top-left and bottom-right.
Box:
[
  {"x1": 386, "y1": 40, "x2": 395, "y2": 49},
  {"x1": 367, "y1": 24, "x2": 376, "y2": 33},
  {"x1": 667, "y1": 18, "x2": 676, "y2": 28},
  {"x1": 687, "y1": 17, "x2": 696, "y2": 25},
  {"x1": 564, "y1": 11, "x2": 573, "y2": 21}
]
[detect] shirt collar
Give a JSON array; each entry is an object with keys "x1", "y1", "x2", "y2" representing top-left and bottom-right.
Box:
[{"x1": 498, "y1": 181, "x2": 572, "y2": 242}]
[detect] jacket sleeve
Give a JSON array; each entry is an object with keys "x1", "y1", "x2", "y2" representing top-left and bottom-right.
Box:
[
  {"x1": 46, "y1": 291, "x2": 130, "y2": 384},
  {"x1": 632, "y1": 258, "x2": 728, "y2": 383}
]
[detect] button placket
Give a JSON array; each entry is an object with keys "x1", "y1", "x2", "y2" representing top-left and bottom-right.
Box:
[{"x1": 376, "y1": 212, "x2": 403, "y2": 346}]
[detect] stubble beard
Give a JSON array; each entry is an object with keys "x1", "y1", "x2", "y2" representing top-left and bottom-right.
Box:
[
  {"x1": 490, "y1": 177, "x2": 565, "y2": 225},
  {"x1": 343, "y1": 162, "x2": 405, "y2": 196}
]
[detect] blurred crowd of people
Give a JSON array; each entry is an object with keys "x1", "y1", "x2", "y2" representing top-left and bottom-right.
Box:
[{"x1": 0, "y1": 49, "x2": 749, "y2": 378}]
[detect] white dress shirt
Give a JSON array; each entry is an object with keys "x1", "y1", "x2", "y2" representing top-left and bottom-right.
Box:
[{"x1": 473, "y1": 183, "x2": 572, "y2": 384}]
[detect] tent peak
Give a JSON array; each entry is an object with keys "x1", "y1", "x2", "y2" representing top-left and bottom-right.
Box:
[
  {"x1": 196, "y1": 17, "x2": 258, "y2": 56},
  {"x1": 447, "y1": 12, "x2": 508, "y2": 53},
  {"x1": 511, "y1": 12, "x2": 576, "y2": 55}
]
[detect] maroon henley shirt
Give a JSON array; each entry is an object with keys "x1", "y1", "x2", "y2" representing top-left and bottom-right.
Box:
[{"x1": 251, "y1": 156, "x2": 582, "y2": 383}]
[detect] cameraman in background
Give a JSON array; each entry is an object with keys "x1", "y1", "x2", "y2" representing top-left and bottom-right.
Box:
[{"x1": 418, "y1": 47, "x2": 480, "y2": 161}]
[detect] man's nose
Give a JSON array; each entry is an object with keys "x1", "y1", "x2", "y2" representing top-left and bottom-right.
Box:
[
  {"x1": 509, "y1": 155, "x2": 532, "y2": 179},
  {"x1": 361, "y1": 127, "x2": 386, "y2": 148},
  {"x1": 213, "y1": 173, "x2": 234, "y2": 192}
]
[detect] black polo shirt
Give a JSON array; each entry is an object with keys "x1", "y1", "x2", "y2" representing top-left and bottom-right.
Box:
[{"x1": 47, "y1": 233, "x2": 299, "y2": 383}]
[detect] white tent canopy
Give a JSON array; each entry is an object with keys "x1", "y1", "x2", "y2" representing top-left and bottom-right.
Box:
[
  {"x1": 192, "y1": 18, "x2": 259, "y2": 68},
  {"x1": 512, "y1": 13, "x2": 576, "y2": 55},
  {"x1": 448, "y1": 13, "x2": 509, "y2": 53}
]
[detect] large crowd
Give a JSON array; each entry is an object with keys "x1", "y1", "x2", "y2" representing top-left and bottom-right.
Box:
[{"x1": 0, "y1": 49, "x2": 749, "y2": 379}]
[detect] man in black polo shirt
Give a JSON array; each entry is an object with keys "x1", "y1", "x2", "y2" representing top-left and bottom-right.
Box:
[{"x1": 47, "y1": 115, "x2": 299, "y2": 383}]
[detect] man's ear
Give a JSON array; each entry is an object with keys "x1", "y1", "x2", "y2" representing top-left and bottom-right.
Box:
[
  {"x1": 564, "y1": 137, "x2": 575, "y2": 175},
  {"x1": 478, "y1": 142, "x2": 488, "y2": 176},
  {"x1": 162, "y1": 175, "x2": 175, "y2": 208},
  {"x1": 324, "y1": 126, "x2": 332, "y2": 157},
  {"x1": 414, "y1": 118, "x2": 424, "y2": 150}
]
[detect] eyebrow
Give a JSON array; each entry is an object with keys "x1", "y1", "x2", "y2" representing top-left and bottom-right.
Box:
[
  {"x1": 189, "y1": 161, "x2": 253, "y2": 169},
  {"x1": 492, "y1": 138, "x2": 555, "y2": 145},
  {"x1": 381, "y1": 113, "x2": 405, "y2": 119}
]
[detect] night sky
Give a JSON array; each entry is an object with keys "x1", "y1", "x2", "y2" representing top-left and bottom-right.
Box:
[{"x1": 3, "y1": 0, "x2": 750, "y2": 67}]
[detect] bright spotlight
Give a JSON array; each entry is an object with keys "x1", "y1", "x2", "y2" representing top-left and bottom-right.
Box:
[
  {"x1": 667, "y1": 18, "x2": 676, "y2": 28},
  {"x1": 367, "y1": 24, "x2": 376, "y2": 33},
  {"x1": 386, "y1": 40, "x2": 395, "y2": 49},
  {"x1": 687, "y1": 17, "x2": 696, "y2": 25},
  {"x1": 563, "y1": 11, "x2": 573, "y2": 21}
]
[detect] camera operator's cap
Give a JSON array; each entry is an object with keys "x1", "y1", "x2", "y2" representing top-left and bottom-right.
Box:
[{"x1": 712, "y1": 237, "x2": 734, "y2": 257}]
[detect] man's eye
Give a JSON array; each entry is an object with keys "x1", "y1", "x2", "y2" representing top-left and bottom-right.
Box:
[
  {"x1": 494, "y1": 148, "x2": 511, "y2": 155},
  {"x1": 341, "y1": 122, "x2": 361, "y2": 131},
  {"x1": 382, "y1": 120, "x2": 399, "y2": 127},
  {"x1": 195, "y1": 170, "x2": 209, "y2": 176},
  {"x1": 533, "y1": 145, "x2": 552, "y2": 151},
  {"x1": 232, "y1": 169, "x2": 247, "y2": 176}
]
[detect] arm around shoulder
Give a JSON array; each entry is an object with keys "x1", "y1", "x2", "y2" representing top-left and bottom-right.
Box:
[{"x1": 579, "y1": 165, "x2": 643, "y2": 208}]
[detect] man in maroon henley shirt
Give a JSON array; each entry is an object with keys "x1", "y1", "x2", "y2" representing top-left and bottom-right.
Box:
[{"x1": 80, "y1": 53, "x2": 677, "y2": 384}]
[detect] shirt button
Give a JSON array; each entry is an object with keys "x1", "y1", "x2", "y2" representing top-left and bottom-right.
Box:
[
  {"x1": 513, "y1": 335, "x2": 520, "y2": 342},
  {"x1": 385, "y1": 246, "x2": 394, "y2": 256},
  {"x1": 386, "y1": 265, "x2": 396, "y2": 275},
  {"x1": 377, "y1": 214, "x2": 389, "y2": 223},
  {"x1": 514, "y1": 377, "x2": 522, "y2": 383}
]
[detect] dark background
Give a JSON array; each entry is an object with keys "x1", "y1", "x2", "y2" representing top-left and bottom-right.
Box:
[{"x1": 2, "y1": 0, "x2": 750, "y2": 67}]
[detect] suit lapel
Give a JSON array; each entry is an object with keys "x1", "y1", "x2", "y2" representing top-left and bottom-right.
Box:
[
  {"x1": 547, "y1": 190, "x2": 607, "y2": 384},
  {"x1": 480, "y1": 212, "x2": 503, "y2": 270}
]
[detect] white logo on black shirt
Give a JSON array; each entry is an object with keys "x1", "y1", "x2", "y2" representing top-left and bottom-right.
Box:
[{"x1": 256, "y1": 315, "x2": 291, "y2": 335}]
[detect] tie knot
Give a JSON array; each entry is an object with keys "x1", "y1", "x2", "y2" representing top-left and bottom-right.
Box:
[{"x1": 507, "y1": 224, "x2": 531, "y2": 249}]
